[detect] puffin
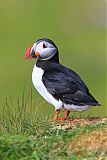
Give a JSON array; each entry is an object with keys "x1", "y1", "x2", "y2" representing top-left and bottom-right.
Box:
[{"x1": 25, "y1": 38, "x2": 101, "y2": 120}]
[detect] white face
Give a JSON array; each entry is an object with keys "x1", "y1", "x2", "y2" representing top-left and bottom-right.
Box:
[{"x1": 32, "y1": 41, "x2": 57, "y2": 60}]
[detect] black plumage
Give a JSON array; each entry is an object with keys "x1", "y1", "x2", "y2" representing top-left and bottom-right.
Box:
[{"x1": 37, "y1": 60, "x2": 100, "y2": 107}]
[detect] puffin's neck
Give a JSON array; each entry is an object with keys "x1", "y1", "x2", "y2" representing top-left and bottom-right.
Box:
[{"x1": 36, "y1": 52, "x2": 60, "y2": 69}]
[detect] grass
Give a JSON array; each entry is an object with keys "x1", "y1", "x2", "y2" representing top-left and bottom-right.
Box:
[
  {"x1": 0, "y1": 122, "x2": 107, "y2": 160},
  {"x1": 0, "y1": 91, "x2": 107, "y2": 160}
]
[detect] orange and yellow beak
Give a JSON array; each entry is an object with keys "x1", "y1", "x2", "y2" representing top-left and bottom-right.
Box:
[{"x1": 25, "y1": 46, "x2": 40, "y2": 59}]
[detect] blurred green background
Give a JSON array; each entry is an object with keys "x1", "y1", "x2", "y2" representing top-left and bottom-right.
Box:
[{"x1": 0, "y1": 0, "x2": 106, "y2": 116}]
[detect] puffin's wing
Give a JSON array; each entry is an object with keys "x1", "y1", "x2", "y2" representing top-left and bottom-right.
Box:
[{"x1": 42, "y1": 64, "x2": 99, "y2": 106}]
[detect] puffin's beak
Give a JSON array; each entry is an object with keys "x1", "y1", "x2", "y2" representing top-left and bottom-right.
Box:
[
  {"x1": 25, "y1": 47, "x2": 32, "y2": 59},
  {"x1": 25, "y1": 46, "x2": 38, "y2": 59}
]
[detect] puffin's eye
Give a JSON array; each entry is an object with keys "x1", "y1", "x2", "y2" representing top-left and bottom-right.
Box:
[{"x1": 43, "y1": 43, "x2": 47, "y2": 48}]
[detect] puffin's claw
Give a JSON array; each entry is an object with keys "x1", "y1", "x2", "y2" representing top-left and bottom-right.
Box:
[{"x1": 54, "y1": 111, "x2": 70, "y2": 121}]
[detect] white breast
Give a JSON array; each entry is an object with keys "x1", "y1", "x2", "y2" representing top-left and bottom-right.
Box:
[{"x1": 32, "y1": 65, "x2": 62, "y2": 110}]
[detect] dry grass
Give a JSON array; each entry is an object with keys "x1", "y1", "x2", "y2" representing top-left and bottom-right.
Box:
[
  {"x1": 53, "y1": 117, "x2": 107, "y2": 130},
  {"x1": 68, "y1": 127, "x2": 107, "y2": 158}
]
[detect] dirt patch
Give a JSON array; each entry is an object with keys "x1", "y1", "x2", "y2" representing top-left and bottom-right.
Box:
[
  {"x1": 53, "y1": 117, "x2": 107, "y2": 130},
  {"x1": 68, "y1": 127, "x2": 107, "y2": 157}
]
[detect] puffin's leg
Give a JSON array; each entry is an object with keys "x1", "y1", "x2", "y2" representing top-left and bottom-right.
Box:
[
  {"x1": 57, "y1": 111, "x2": 70, "y2": 121},
  {"x1": 54, "y1": 110, "x2": 60, "y2": 120}
]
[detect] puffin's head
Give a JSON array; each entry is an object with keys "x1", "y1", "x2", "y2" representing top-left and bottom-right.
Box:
[{"x1": 25, "y1": 38, "x2": 58, "y2": 61}]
